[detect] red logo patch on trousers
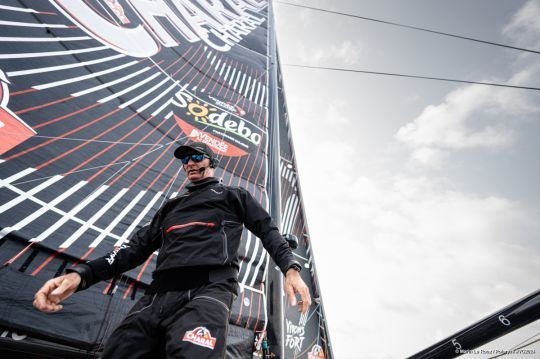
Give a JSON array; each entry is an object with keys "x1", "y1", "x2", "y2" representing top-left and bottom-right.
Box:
[{"x1": 182, "y1": 326, "x2": 216, "y2": 350}]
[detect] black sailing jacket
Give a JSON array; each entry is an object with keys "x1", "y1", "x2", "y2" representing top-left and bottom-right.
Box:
[{"x1": 73, "y1": 177, "x2": 299, "y2": 289}]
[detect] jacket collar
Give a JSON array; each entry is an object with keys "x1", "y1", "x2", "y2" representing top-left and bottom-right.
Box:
[{"x1": 186, "y1": 177, "x2": 221, "y2": 192}]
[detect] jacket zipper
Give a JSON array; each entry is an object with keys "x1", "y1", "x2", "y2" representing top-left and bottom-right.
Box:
[
  {"x1": 221, "y1": 221, "x2": 238, "y2": 264},
  {"x1": 221, "y1": 227, "x2": 228, "y2": 264},
  {"x1": 166, "y1": 222, "x2": 216, "y2": 233}
]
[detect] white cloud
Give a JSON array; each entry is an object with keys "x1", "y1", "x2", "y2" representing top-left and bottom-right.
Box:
[
  {"x1": 394, "y1": 0, "x2": 540, "y2": 168},
  {"x1": 305, "y1": 171, "x2": 540, "y2": 358},
  {"x1": 503, "y1": 0, "x2": 540, "y2": 48},
  {"x1": 396, "y1": 85, "x2": 514, "y2": 150},
  {"x1": 409, "y1": 147, "x2": 447, "y2": 168},
  {"x1": 298, "y1": 40, "x2": 363, "y2": 65},
  {"x1": 288, "y1": 84, "x2": 540, "y2": 357},
  {"x1": 395, "y1": 64, "x2": 540, "y2": 169}
]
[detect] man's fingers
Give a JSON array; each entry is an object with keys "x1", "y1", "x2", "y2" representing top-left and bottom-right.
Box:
[
  {"x1": 298, "y1": 287, "x2": 311, "y2": 313},
  {"x1": 50, "y1": 279, "x2": 71, "y2": 301},
  {"x1": 285, "y1": 284, "x2": 296, "y2": 307},
  {"x1": 33, "y1": 276, "x2": 71, "y2": 313},
  {"x1": 35, "y1": 278, "x2": 59, "y2": 297},
  {"x1": 48, "y1": 274, "x2": 78, "y2": 303},
  {"x1": 33, "y1": 292, "x2": 63, "y2": 313}
]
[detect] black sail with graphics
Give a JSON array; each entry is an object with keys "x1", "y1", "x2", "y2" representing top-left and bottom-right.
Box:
[{"x1": 0, "y1": 1, "x2": 333, "y2": 358}]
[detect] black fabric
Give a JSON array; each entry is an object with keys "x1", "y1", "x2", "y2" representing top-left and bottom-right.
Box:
[
  {"x1": 146, "y1": 266, "x2": 237, "y2": 294},
  {"x1": 0, "y1": 265, "x2": 133, "y2": 349},
  {"x1": 102, "y1": 279, "x2": 236, "y2": 359},
  {"x1": 225, "y1": 325, "x2": 255, "y2": 359},
  {"x1": 76, "y1": 178, "x2": 299, "y2": 289}
]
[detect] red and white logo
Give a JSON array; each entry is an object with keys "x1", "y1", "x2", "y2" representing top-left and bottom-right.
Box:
[
  {"x1": 0, "y1": 70, "x2": 36, "y2": 155},
  {"x1": 174, "y1": 114, "x2": 249, "y2": 157},
  {"x1": 308, "y1": 344, "x2": 325, "y2": 359},
  {"x1": 182, "y1": 326, "x2": 217, "y2": 350}
]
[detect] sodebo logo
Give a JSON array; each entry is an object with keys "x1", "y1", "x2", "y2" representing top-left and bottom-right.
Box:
[{"x1": 185, "y1": 100, "x2": 261, "y2": 146}]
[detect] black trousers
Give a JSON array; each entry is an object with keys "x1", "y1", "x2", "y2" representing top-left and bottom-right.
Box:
[{"x1": 101, "y1": 279, "x2": 237, "y2": 359}]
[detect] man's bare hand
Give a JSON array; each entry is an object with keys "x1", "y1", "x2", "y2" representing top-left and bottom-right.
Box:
[
  {"x1": 33, "y1": 272, "x2": 81, "y2": 313},
  {"x1": 284, "y1": 268, "x2": 311, "y2": 313}
]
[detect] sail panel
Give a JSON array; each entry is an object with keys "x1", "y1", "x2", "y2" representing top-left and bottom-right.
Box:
[{"x1": 0, "y1": 0, "x2": 271, "y2": 350}]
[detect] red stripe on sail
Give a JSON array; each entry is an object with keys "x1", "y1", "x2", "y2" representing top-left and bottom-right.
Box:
[
  {"x1": 4, "y1": 242, "x2": 35, "y2": 266},
  {"x1": 253, "y1": 284, "x2": 263, "y2": 331},
  {"x1": 175, "y1": 177, "x2": 189, "y2": 194},
  {"x1": 31, "y1": 248, "x2": 66, "y2": 276},
  {"x1": 223, "y1": 60, "x2": 238, "y2": 100},
  {"x1": 160, "y1": 162, "x2": 182, "y2": 193},
  {"x1": 4, "y1": 107, "x2": 120, "y2": 162},
  {"x1": 235, "y1": 288, "x2": 245, "y2": 325},
  {"x1": 34, "y1": 110, "x2": 135, "y2": 170},
  {"x1": 87, "y1": 117, "x2": 169, "y2": 182},
  {"x1": 236, "y1": 104, "x2": 263, "y2": 187},
  {"x1": 11, "y1": 88, "x2": 38, "y2": 97},
  {"x1": 170, "y1": 45, "x2": 203, "y2": 77},
  {"x1": 127, "y1": 127, "x2": 178, "y2": 188},
  {"x1": 34, "y1": 103, "x2": 100, "y2": 129},
  {"x1": 217, "y1": 59, "x2": 231, "y2": 98},
  {"x1": 102, "y1": 280, "x2": 113, "y2": 295},
  {"x1": 72, "y1": 247, "x2": 95, "y2": 267},
  {"x1": 127, "y1": 124, "x2": 176, "y2": 189},
  {"x1": 123, "y1": 253, "x2": 154, "y2": 299},
  {"x1": 164, "y1": 54, "x2": 186, "y2": 72},
  {"x1": 192, "y1": 50, "x2": 214, "y2": 89},
  {"x1": 63, "y1": 115, "x2": 157, "y2": 176},
  {"x1": 148, "y1": 156, "x2": 175, "y2": 191},
  {"x1": 177, "y1": 48, "x2": 207, "y2": 84},
  {"x1": 203, "y1": 54, "x2": 224, "y2": 92},
  {"x1": 244, "y1": 289, "x2": 254, "y2": 328},
  {"x1": 227, "y1": 157, "x2": 241, "y2": 186},
  {"x1": 14, "y1": 96, "x2": 73, "y2": 115}
]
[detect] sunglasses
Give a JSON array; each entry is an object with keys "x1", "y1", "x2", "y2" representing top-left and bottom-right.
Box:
[{"x1": 181, "y1": 153, "x2": 209, "y2": 165}]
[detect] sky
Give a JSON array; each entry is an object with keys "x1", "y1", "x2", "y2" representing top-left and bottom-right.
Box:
[{"x1": 274, "y1": 1, "x2": 540, "y2": 358}]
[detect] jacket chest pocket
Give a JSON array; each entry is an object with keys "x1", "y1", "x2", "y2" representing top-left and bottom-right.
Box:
[{"x1": 163, "y1": 218, "x2": 228, "y2": 266}]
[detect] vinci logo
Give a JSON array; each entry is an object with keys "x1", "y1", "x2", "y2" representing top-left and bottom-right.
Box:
[
  {"x1": 182, "y1": 326, "x2": 217, "y2": 350},
  {"x1": 308, "y1": 344, "x2": 326, "y2": 359},
  {"x1": 0, "y1": 70, "x2": 36, "y2": 155}
]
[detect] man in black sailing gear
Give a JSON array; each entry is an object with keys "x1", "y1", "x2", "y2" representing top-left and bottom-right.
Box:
[{"x1": 33, "y1": 141, "x2": 311, "y2": 358}]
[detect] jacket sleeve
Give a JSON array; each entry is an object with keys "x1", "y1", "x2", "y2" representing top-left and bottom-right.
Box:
[
  {"x1": 66, "y1": 202, "x2": 167, "y2": 290},
  {"x1": 238, "y1": 188, "x2": 300, "y2": 275}
]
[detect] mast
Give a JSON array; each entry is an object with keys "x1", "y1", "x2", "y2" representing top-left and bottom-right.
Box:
[
  {"x1": 266, "y1": 1, "x2": 285, "y2": 358},
  {"x1": 408, "y1": 288, "x2": 540, "y2": 358}
]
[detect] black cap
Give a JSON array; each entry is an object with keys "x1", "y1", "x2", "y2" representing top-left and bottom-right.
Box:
[{"x1": 174, "y1": 141, "x2": 217, "y2": 167}]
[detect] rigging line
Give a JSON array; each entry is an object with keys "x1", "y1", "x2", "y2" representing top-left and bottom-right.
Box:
[
  {"x1": 0, "y1": 133, "x2": 163, "y2": 146},
  {"x1": 99, "y1": 275, "x2": 132, "y2": 353},
  {"x1": 284, "y1": 63, "x2": 540, "y2": 91},
  {"x1": 508, "y1": 330, "x2": 540, "y2": 351},
  {"x1": 8, "y1": 140, "x2": 166, "y2": 187},
  {"x1": 488, "y1": 337, "x2": 540, "y2": 358},
  {"x1": 92, "y1": 276, "x2": 125, "y2": 358},
  {"x1": 10, "y1": 161, "x2": 131, "y2": 186},
  {"x1": 276, "y1": 1, "x2": 540, "y2": 55}
]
